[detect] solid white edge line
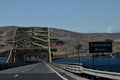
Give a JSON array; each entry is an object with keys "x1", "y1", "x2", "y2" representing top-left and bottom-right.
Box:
[{"x1": 47, "y1": 64, "x2": 68, "y2": 80}]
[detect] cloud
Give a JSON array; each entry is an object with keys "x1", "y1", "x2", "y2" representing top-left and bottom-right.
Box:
[
  {"x1": 107, "y1": 27, "x2": 120, "y2": 33},
  {"x1": 107, "y1": 27, "x2": 113, "y2": 33}
]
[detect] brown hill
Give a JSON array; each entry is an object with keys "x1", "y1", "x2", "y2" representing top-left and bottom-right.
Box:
[
  {"x1": 50, "y1": 28, "x2": 120, "y2": 53},
  {"x1": 0, "y1": 26, "x2": 16, "y2": 52},
  {"x1": 0, "y1": 26, "x2": 120, "y2": 54}
]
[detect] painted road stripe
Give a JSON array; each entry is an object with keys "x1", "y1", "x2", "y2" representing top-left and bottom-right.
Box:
[
  {"x1": 21, "y1": 71, "x2": 25, "y2": 73},
  {"x1": 14, "y1": 74, "x2": 19, "y2": 77},
  {"x1": 47, "y1": 64, "x2": 68, "y2": 80}
]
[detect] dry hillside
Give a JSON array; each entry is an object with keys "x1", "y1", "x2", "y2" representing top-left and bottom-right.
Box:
[
  {"x1": 50, "y1": 28, "x2": 120, "y2": 53},
  {"x1": 0, "y1": 26, "x2": 16, "y2": 53}
]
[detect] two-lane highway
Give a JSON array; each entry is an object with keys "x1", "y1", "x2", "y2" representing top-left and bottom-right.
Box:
[{"x1": 0, "y1": 62, "x2": 68, "y2": 80}]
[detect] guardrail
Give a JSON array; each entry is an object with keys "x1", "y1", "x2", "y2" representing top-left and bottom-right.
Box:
[{"x1": 52, "y1": 63, "x2": 120, "y2": 80}]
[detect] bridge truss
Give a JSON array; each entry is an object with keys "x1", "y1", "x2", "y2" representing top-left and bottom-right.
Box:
[{"x1": 7, "y1": 27, "x2": 51, "y2": 63}]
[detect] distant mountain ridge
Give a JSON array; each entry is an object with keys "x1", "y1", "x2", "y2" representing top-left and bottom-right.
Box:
[{"x1": 0, "y1": 26, "x2": 120, "y2": 54}]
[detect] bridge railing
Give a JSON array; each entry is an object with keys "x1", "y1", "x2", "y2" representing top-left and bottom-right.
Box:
[
  {"x1": 52, "y1": 63, "x2": 83, "y2": 73},
  {"x1": 51, "y1": 62, "x2": 120, "y2": 80}
]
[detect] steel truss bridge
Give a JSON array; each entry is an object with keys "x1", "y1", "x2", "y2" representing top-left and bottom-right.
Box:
[
  {"x1": 1, "y1": 27, "x2": 119, "y2": 80},
  {"x1": 6, "y1": 27, "x2": 51, "y2": 63}
]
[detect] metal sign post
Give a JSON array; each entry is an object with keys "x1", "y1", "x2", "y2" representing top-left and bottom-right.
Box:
[
  {"x1": 92, "y1": 53, "x2": 95, "y2": 69},
  {"x1": 107, "y1": 53, "x2": 110, "y2": 71}
]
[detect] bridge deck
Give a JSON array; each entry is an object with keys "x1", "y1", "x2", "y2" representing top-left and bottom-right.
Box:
[{"x1": 0, "y1": 62, "x2": 71, "y2": 80}]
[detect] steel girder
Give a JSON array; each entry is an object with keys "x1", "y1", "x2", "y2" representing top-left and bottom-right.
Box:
[{"x1": 7, "y1": 27, "x2": 51, "y2": 63}]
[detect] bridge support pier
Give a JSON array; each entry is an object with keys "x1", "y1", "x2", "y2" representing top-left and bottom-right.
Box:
[
  {"x1": 10, "y1": 54, "x2": 25, "y2": 64},
  {"x1": 15, "y1": 53, "x2": 26, "y2": 64}
]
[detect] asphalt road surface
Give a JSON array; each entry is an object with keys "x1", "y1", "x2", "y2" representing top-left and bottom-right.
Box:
[{"x1": 0, "y1": 62, "x2": 68, "y2": 80}]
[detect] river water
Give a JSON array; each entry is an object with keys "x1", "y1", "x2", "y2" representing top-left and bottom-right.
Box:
[
  {"x1": 0, "y1": 59, "x2": 6, "y2": 64},
  {"x1": 1, "y1": 58, "x2": 120, "y2": 72},
  {"x1": 53, "y1": 57, "x2": 120, "y2": 73}
]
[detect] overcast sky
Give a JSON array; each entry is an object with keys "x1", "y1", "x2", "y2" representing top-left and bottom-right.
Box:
[{"x1": 0, "y1": 0, "x2": 120, "y2": 33}]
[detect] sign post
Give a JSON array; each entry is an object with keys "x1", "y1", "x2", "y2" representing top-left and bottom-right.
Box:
[
  {"x1": 89, "y1": 42, "x2": 112, "y2": 70},
  {"x1": 89, "y1": 41, "x2": 112, "y2": 80}
]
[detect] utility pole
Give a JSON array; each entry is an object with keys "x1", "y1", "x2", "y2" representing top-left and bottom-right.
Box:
[{"x1": 75, "y1": 44, "x2": 81, "y2": 65}]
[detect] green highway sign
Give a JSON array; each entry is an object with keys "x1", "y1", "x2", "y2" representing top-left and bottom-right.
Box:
[{"x1": 89, "y1": 42, "x2": 112, "y2": 53}]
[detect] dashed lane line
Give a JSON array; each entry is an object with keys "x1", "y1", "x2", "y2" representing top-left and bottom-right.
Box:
[
  {"x1": 14, "y1": 74, "x2": 19, "y2": 77},
  {"x1": 21, "y1": 71, "x2": 25, "y2": 73}
]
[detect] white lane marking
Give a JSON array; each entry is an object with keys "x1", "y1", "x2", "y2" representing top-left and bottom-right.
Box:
[
  {"x1": 47, "y1": 64, "x2": 68, "y2": 80},
  {"x1": 14, "y1": 74, "x2": 19, "y2": 77},
  {"x1": 22, "y1": 71, "x2": 25, "y2": 73}
]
